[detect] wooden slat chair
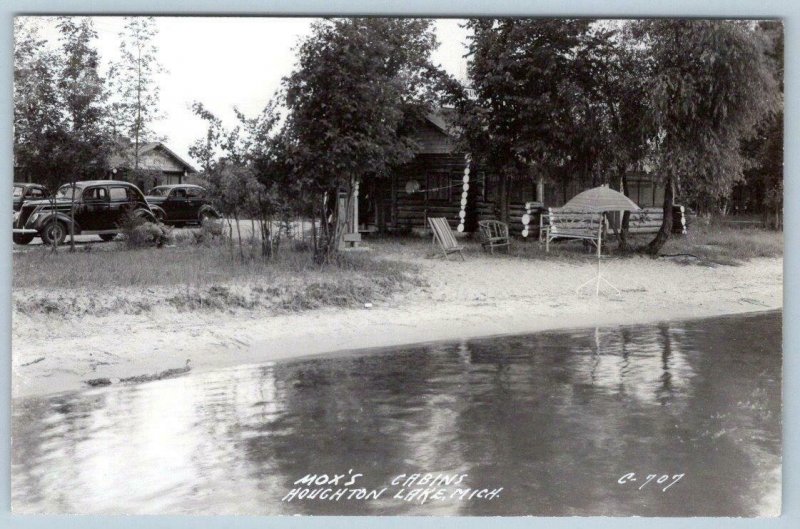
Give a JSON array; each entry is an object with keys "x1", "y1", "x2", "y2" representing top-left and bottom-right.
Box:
[
  {"x1": 428, "y1": 217, "x2": 465, "y2": 261},
  {"x1": 478, "y1": 220, "x2": 510, "y2": 254},
  {"x1": 543, "y1": 208, "x2": 605, "y2": 257}
]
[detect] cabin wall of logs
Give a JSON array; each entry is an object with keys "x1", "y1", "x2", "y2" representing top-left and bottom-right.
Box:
[
  {"x1": 371, "y1": 152, "x2": 678, "y2": 238},
  {"x1": 383, "y1": 153, "x2": 543, "y2": 237}
]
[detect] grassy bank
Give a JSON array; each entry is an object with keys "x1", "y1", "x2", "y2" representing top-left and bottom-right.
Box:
[
  {"x1": 661, "y1": 221, "x2": 782, "y2": 265},
  {"x1": 14, "y1": 242, "x2": 425, "y2": 317}
]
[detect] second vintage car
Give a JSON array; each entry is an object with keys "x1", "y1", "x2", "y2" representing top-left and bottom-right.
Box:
[
  {"x1": 145, "y1": 184, "x2": 220, "y2": 226},
  {"x1": 13, "y1": 182, "x2": 49, "y2": 212},
  {"x1": 13, "y1": 180, "x2": 158, "y2": 245}
]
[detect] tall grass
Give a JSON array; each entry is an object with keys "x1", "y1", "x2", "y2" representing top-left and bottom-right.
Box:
[
  {"x1": 661, "y1": 221, "x2": 782, "y2": 265},
  {"x1": 13, "y1": 243, "x2": 425, "y2": 316},
  {"x1": 14, "y1": 243, "x2": 417, "y2": 289}
]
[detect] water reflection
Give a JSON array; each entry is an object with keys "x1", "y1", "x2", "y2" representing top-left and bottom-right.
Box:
[{"x1": 12, "y1": 311, "x2": 781, "y2": 516}]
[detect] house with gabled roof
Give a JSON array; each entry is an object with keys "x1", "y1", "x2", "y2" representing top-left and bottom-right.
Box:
[{"x1": 107, "y1": 141, "x2": 197, "y2": 194}]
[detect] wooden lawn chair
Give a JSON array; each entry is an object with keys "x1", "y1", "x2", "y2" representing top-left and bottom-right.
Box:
[
  {"x1": 478, "y1": 220, "x2": 510, "y2": 254},
  {"x1": 428, "y1": 217, "x2": 465, "y2": 261}
]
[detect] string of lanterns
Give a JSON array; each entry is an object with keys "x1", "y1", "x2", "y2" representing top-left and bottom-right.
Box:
[
  {"x1": 521, "y1": 201, "x2": 534, "y2": 238},
  {"x1": 457, "y1": 155, "x2": 470, "y2": 233}
]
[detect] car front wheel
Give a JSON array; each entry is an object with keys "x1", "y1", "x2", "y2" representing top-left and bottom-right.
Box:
[{"x1": 40, "y1": 221, "x2": 67, "y2": 246}]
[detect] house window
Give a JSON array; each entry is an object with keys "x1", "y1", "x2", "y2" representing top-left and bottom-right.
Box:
[
  {"x1": 509, "y1": 179, "x2": 534, "y2": 204},
  {"x1": 427, "y1": 172, "x2": 451, "y2": 201}
]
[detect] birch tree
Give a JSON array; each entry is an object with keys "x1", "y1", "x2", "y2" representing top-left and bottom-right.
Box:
[{"x1": 109, "y1": 17, "x2": 164, "y2": 170}]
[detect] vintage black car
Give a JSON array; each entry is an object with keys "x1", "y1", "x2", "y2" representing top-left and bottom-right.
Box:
[
  {"x1": 13, "y1": 183, "x2": 49, "y2": 212},
  {"x1": 145, "y1": 184, "x2": 220, "y2": 226},
  {"x1": 12, "y1": 180, "x2": 157, "y2": 245}
]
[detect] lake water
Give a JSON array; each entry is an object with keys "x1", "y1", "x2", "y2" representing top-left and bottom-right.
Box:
[{"x1": 12, "y1": 311, "x2": 782, "y2": 516}]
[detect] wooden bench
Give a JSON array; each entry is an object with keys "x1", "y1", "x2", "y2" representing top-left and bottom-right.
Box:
[
  {"x1": 478, "y1": 220, "x2": 510, "y2": 254},
  {"x1": 541, "y1": 208, "x2": 605, "y2": 257}
]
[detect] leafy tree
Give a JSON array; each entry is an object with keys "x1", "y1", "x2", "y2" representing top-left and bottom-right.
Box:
[
  {"x1": 632, "y1": 20, "x2": 779, "y2": 253},
  {"x1": 584, "y1": 23, "x2": 654, "y2": 251},
  {"x1": 13, "y1": 18, "x2": 63, "y2": 188},
  {"x1": 56, "y1": 17, "x2": 111, "y2": 250},
  {"x1": 741, "y1": 20, "x2": 783, "y2": 228},
  {"x1": 190, "y1": 99, "x2": 293, "y2": 259},
  {"x1": 14, "y1": 17, "x2": 113, "y2": 251},
  {"x1": 459, "y1": 19, "x2": 603, "y2": 223},
  {"x1": 109, "y1": 17, "x2": 164, "y2": 171},
  {"x1": 283, "y1": 17, "x2": 449, "y2": 259},
  {"x1": 188, "y1": 101, "x2": 224, "y2": 173}
]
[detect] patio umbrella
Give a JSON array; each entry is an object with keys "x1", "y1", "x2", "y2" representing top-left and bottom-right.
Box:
[
  {"x1": 562, "y1": 185, "x2": 641, "y2": 213},
  {"x1": 562, "y1": 186, "x2": 640, "y2": 297}
]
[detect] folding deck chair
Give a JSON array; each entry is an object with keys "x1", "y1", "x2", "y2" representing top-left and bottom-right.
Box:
[{"x1": 428, "y1": 217, "x2": 466, "y2": 261}]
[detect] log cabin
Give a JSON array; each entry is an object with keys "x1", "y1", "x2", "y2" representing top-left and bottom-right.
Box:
[{"x1": 357, "y1": 112, "x2": 669, "y2": 238}]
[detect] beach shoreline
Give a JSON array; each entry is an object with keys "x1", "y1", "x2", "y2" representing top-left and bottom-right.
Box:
[{"x1": 12, "y1": 255, "x2": 783, "y2": 399}]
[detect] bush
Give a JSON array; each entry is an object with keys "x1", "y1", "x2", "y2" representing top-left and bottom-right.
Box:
[{"x1": 118, "y1": 211, "x2": 171, "y2": 248}]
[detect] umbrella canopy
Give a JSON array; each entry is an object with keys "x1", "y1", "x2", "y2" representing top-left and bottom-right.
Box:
[{"x1": 562, "y1": 185, "x2": 641, "y2": 213}]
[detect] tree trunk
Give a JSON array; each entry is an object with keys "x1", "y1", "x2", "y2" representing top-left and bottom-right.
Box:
[
  {"x1": 328, "y1": 179, "x2": 353, "y2": 260},
  {"x1": 69, "y1": 180, "x2": 77, "y2": 252},
  {"x1": 645, "y1": 175, "x2": 674, "y2": 255},
  {"x1": 134, "y1": 47, "x2": 142, "y2": 171},
  {"x1": 234, "y1": 212, "x2": 244, "y2": 259},
  {"x1": 311, "y1": 215, "x2": 317, "y2": 252},
  {"x1": 498, "y1": 172, "x2": 509, "y2": 224},
  {"x1": 618, "y1": 170, "x2": 631, "y2": 253}
]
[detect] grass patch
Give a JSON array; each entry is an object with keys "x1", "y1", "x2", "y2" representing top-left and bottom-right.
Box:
[
  {"x1": 364, "y1": 221, "x2": 782, "y2": 266},
  {"x1": 13, "y1": 243, "x2": 425, "y2": 316},
  {"x1": 661, "y1": 220, "x2": 782, "y2": 265}
]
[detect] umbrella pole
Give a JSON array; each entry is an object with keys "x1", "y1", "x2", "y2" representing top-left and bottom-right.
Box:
[{"x1": 576, "y1": 217, "x2": 621, "y2": 297}]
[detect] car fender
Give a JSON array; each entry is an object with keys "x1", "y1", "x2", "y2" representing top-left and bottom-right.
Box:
[
  {"x1": 149, "y1": 204, "x2": 167, "y2": 221},
  {"x1": 198, "y1": 204, "x2": 221, "y2": 219},
  {"x1": 133, "y1": 208, "x2": 158, "y2": 224},
  {"x1": 33, "y1": 211, "x2": 81, "y2": 234}
]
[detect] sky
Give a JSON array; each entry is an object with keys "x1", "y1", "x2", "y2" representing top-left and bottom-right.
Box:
[{"x1": 25, "y1": 16, "x2": 472, "y2": 168}]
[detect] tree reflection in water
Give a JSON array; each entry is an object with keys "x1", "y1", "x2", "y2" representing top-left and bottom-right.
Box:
[{"x1": 12, "y1": 311, "x2": 781, "y2": 516}]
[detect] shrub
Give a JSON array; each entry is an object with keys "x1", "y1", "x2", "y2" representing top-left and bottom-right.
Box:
[{"x1": 118, "y1": 210, "x2": 171, "y2": 249}]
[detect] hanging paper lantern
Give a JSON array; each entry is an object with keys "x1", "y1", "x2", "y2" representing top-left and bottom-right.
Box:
[
  {"x1": 457, "y1": 223, "x2": 465, "y2": 233},
  {"x1": 462, "y1": 183, "x2": 469, "y2": 192},
  {"x1": 460, "y1": 197, "x2": 467, "y2": 207},
  {"x1": 522, "y1": 228, "x2": 529, "y2": 238},
  {"x1": 522, "y1": 214, "x2": 531, "y2": 225},
  {"x1": 462, "y1": 174, "x2": 469, "y2": 183}
]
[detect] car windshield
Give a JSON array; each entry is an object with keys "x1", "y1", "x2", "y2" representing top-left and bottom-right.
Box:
[
  {"x1": 56, "y1": 185, "x2": 78, "y2": 199},
  {"x1": 149, "y1": 187, "x2": 170, "y2": 197},
  {"x1": 13, "y1": 186, "x2": 24, "y2": 197}
]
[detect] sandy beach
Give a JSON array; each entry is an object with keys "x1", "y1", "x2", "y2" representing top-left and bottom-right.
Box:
[{"x1": 12, "y1": 251, "x2": 783, "y2": 399}]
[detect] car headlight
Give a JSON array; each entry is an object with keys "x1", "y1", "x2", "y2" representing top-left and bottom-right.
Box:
[
  {"x1": 13, "y1": 211, "x2": 19, "y2": 223},
  {"x1": 27, "y1": 212, "x2": 40, "y2": 225}
]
